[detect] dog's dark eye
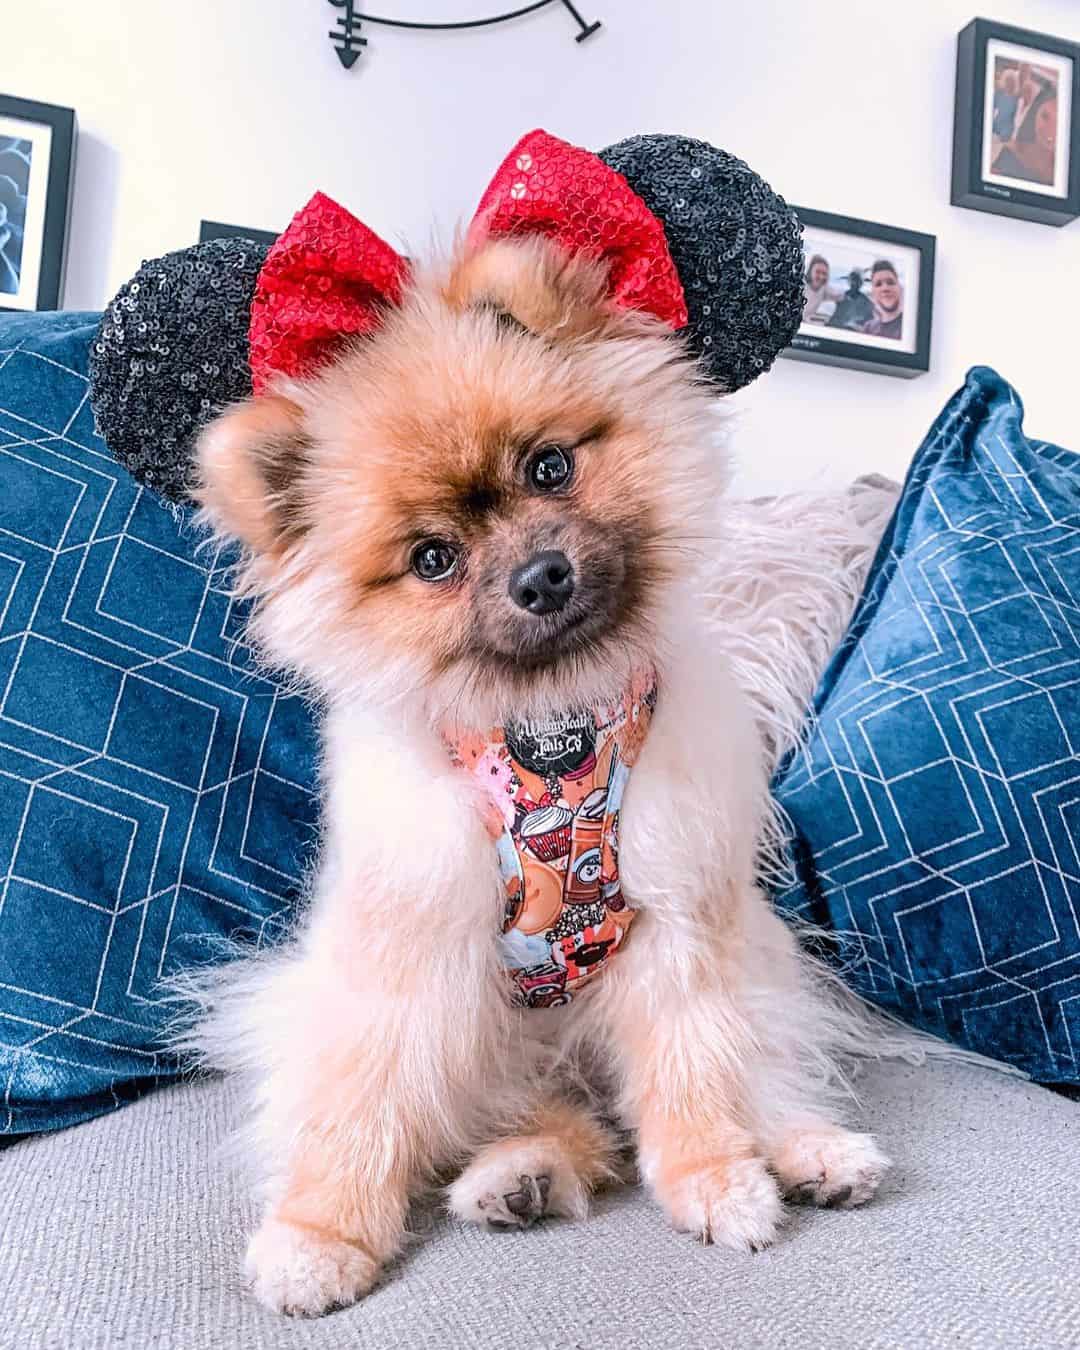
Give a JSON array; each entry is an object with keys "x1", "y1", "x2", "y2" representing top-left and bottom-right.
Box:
[
  {"x1": 528, "y1": 446, "x2": 574, "y2": 493},
  {"x1": 411, "y1": 538, "x2": 459, "y2": 582}
]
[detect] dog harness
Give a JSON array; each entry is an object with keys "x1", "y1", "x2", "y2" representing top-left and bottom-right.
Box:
[{"x1": 443, "y1": 672, "x2": 657, "y2": 1008}]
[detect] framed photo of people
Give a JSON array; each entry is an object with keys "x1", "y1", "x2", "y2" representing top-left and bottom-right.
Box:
[
  {"x1": 0, "y1": 95, "x2": 77, "y2": 312},
  {"x1": 951, "y1": 18, "x2": 1079, "y2": 226},
  {"x1": 783, "y1": 208, "x2": 936, "y2": 378}
]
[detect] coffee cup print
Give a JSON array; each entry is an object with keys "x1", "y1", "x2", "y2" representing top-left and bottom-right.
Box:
[{"x1": 564, "y1": 787, "x2": 606, "y2": 905}]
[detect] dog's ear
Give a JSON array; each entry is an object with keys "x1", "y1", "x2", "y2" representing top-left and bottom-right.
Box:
[
  {"x1": 196, "y1": 393, "x2": 310, "y2": 559},
  {"x1": 444, "y1": 238, "x2": 613, "y2": 342}
]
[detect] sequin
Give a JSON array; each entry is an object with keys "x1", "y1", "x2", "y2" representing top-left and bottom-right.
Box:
[
  {"x1": 88, "y1": 237, "x2": 269, "y2": 502},
  {"x1": 89, "y1": 132, "x2": 805, "y2": 504},
  {"x1": 599, "y1": 135, "x2": 804, "y2": 392},
  {"x1": 470, "y1": 129, "x2": 688, "y2": 330},
  {"x1": 249, "y1": 192, "x2": 409, "y2": 394}
]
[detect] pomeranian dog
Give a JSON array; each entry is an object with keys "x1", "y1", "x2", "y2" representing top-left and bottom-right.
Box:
[{"x1": 190, "y1": 233, "x2": 891, "y2": 1317}]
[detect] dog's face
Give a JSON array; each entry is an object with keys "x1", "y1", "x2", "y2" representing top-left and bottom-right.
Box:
[{"x1": 198, "y1": 237, "x2": 722, "y2": 718}]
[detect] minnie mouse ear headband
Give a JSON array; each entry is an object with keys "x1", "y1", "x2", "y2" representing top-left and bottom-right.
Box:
[{"x1": 89, "y1": 129, "x2": 804, "y2": 503}]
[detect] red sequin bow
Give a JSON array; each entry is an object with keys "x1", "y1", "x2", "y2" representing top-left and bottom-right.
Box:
[{"x1": 249, "y1": 130, "x2": 688, "y2": 393}]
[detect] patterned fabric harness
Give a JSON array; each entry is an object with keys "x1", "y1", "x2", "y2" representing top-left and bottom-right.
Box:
[{"x1": 443, "y1": 673, "x2": 657, "y2": 1008}]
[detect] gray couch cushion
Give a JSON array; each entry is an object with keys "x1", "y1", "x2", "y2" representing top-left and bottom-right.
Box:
[{"x1": 2, "y1": 1061, "x2": 1077, "y2": 1350}]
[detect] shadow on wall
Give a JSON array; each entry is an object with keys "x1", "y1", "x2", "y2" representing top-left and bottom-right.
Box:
[{"x1": 63, "y1": 132, "x2": 119, "y2": 311}]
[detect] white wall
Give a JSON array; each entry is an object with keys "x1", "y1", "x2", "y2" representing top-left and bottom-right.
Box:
[{"x1": 8, "y1": 0, "x2": 1080, "y2": 492}]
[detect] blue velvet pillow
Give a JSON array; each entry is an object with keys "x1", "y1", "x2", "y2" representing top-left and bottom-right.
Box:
[
  {"x1": 774, "y1": 367, "x2": 1080, "y2": 1085},
  {"x1": 0, "y1": 311, "x2": 319, "y2": 1133}
]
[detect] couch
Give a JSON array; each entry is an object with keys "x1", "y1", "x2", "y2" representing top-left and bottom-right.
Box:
[
  {"x1": 2, "y1": 312, "x2": 1077, "y2": 1349},
  {"x1": 3, "y1": 1057, "x2": 1078, "y2": 1349}
]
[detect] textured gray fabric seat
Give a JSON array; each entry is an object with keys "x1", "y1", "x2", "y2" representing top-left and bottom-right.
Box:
[{"x1": 2, "y1": 1060, "x2": 1077, "y2": 1350}]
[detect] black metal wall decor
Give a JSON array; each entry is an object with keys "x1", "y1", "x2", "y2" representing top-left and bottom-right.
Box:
[{"x1": 327, "y1": 0, "x2": 601, "y2": 70}]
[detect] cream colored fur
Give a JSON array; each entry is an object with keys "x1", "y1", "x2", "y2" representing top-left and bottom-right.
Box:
[{"x1": 177, "y1": 239, "x2": 910, "y2": 1318}]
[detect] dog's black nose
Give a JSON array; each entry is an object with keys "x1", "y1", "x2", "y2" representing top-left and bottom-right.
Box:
[{"x1": 509, "y1": 550, "x2": 575, "y2": 615}]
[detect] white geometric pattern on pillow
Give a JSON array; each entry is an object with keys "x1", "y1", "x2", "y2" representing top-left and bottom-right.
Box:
[
  {"x1": 776, "y1": 375, "x2": 1080, "y2": 1081},
  {"x1": 0, "y1": 316, "x2": 317, "y2": 1131}
]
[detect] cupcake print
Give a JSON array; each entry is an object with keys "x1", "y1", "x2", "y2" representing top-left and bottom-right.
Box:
[{"x1": 519, "y1": 804, "x2": 573, "y2": 862}]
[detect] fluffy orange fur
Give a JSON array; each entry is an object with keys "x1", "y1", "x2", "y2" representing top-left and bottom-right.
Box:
[
  {"x1": 197, "y1": 237, "x2": 708, "y2": 719},
  {"x1": 188, "y1": 234, "x2": 893, "y2": 1318}
]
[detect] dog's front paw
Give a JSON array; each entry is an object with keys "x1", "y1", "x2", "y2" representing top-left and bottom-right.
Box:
[
  {"x1": 457, "y1": 1169, "x2": 553, "y2": 1231},
  {"x1": 244, "y1": 1218, "x2": 379, "y2": 1317},
  {"x1": 653, "y1": 1154, "x2": 783, "y2": 1251},
  {"x1": 449, "y1": 1135, "x2": 591, "y2": 1230},
  {"x1": 771, "y1": 1127, "x2": 891, "y2": 1209}
]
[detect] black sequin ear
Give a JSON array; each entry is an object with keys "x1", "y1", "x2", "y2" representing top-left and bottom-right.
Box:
[
  {"x1": 89, "y1": 237, "x2": 270, "y2": 503},
  {"x1": 598, "y1": 135, "x2": 804, "y2": 392}
]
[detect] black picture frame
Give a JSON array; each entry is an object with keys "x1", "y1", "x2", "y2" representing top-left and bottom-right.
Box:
[
  {"x1": 782, "y1": 208, "x2": 936, "y2": 379},
  {"x1": 199, "y1": 220, "x2": 279, "y2": 246},
  {"x1": 0, "y1": 94, "x2": 77, "y2": 312},
  {"x1": 951, "y1": 18, "x2": 1080, "y2": 227}
]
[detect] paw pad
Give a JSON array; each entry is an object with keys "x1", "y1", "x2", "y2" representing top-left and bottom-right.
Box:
[{"x1": 484, "y1": 1173, "x2": 551, "y2": 1231}]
